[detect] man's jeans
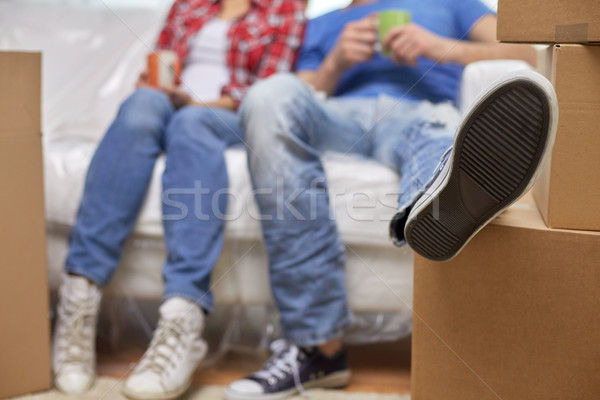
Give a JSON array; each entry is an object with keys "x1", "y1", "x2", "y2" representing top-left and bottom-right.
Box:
[
  {"x1": 241, "y1": 74, "x2": 458, "y2": 346},
  {"x1": 65, "y1": 88, "x2": 243, "y2": 312}
]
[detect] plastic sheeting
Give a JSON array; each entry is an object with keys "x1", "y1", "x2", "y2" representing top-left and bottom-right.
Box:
[
  {"x1": 52, "y1": 295, "x2": 413, "y2": 364},
  {"x1": 5, "y1": 1, "x2": 526, "y2": 350},
  {"x1": 44, "y1": 142, "x2": 405, "y2": 246},
  {"x1": 458, "y1": 59, "x2": 533, "y2": 113},
  {"x1": 0, "y1": 2, "x2": 167, "y2": 143}
]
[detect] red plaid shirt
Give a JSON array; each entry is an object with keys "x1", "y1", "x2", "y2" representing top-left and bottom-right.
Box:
[{"x1": 156, "y1": 0, "x2": 306, "y2": 106}]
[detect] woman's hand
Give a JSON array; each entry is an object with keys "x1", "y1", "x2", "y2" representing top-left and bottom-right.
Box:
[
  {"x1": 136, "y1": 71, "x2": 151, "y2": 89},
  {"x1": 160, "y1": 85, "x2": 192, "y2": 110}
]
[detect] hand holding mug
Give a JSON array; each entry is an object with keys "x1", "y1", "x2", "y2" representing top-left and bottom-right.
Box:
[
  {"x1": 328, "y1": 15, "x2": 378, "y2": 73},
  {"x1": 382, "y1": 22, "x2": 450, "y2": 66}
]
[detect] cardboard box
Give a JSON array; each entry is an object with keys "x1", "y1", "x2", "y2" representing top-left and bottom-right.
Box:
[
  {"x1": 533, "y1": 44, "x2": 600, "y2": 231},
  {"x1": 497, "y1": 0, "x2": 600, "y2": 43},
  {"x1": 0, "y1": 52, "x2": 52, "y2": 398},
  {"x1": 412, "y1": 198, "x2": 600, "y2": 400}
]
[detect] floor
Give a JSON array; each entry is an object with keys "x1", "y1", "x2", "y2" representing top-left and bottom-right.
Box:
[{"x1": 96, "y1": 338, "x2": 412, "y2": 394}]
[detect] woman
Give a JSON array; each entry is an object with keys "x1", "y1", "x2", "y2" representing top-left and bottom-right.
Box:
[{"x1": 51, "y1": 1, "x2": 306, "y2": 399}]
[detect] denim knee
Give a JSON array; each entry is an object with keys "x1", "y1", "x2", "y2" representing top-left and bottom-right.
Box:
[
  {"x1": 240, "y1": 73, "x2": 317, "y2": 150},
  {"x1": 164, "y1": 106, "x2": 228, "y2": 152},
  {"x1": 242, "y1": 73, "x2": 308, "y2": 109},
  {"x1": 114, "y1": 88, "x2": 173, "y2": 141}
]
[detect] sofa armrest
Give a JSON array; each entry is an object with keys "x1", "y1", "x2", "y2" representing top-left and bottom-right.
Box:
[{"x1": 458, "y1": 60, "x2": 533, "y2": 114}]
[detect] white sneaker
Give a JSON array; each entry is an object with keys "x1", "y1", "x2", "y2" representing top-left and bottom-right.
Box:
[
  {"x1": 122, "y1": 297, "x2": 208, "y2": 400},
  {"x1": 53, "y1": 274, "x2": 102, "y2": 394}
]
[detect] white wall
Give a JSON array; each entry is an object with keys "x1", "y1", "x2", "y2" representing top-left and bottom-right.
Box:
[
  {"x1": 307, "y1": 0, "x2": 497, "y2": 17},
  {"x1": 12, "y1": 0, "x2": 498, "y2": 13},
  {"x1": 8, "y1": 0, "x2": 173, "y2": 8},
  {"x1": 481, "y1": 0, "x2": 498, "y2": 11},
  {"x1": 306, "y1": 0, "x2": 351, "y2": 18}
]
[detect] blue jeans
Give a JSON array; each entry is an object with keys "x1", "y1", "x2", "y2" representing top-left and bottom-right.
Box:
[
  {"x1": 65, "y1": 89, "x2": 243, "y2": 312},
  {"x1": 241, "y1": 74, "x2": 458, "y2": 346}
]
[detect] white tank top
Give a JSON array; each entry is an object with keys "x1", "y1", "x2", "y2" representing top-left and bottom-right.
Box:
[{"x1": 180, "y1": 18, "x2": 231, "y2": 103}]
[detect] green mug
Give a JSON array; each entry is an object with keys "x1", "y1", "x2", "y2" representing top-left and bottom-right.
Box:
[{"x1": 378, "y1": 10, "x2": 412, "y2": 57}]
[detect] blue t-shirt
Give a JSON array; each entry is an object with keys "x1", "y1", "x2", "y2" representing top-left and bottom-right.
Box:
[{"x1": 296, "y1": 0, "x2": 494, "y2": 105}]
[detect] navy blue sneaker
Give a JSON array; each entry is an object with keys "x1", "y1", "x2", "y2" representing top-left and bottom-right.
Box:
[{"x1": 224, "y1": 340, "x2": 351, "y2": 400}]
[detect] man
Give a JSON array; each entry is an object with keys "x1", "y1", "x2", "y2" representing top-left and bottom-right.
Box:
[{"x1": 224, "y1": 0, "x2": 557, "y2": 399}]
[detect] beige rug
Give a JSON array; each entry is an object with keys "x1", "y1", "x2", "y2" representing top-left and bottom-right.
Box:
[{"x1": 13, "y1": 377, "x2": 410, "y2": 400}]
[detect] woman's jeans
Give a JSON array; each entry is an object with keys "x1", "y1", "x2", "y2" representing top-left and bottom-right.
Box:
[
  {"x1": 65, "y1": 89, "x2": 243, "y2": 313},
  {"x1": 240, "y1": 74, "x2": 458, "y2": 346}
]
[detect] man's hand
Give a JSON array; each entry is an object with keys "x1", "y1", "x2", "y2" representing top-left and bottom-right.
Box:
[
  {"x1": 160, "y1": 85, "x2": 192, "y2": 110},
  {"x1": 136, "y1": 71, "x2": 151, "y2": 89},
  {"x1": 328, "y1": 15, "x2": 378, "y2": 73},
  {"x1": 383, "y1": 23, "x2": 450, "y2": 66},
  {"x1": 300, "y1": 15, "x2": 377, "y2": 94}
]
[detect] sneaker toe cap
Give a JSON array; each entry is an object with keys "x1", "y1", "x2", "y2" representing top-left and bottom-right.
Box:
[
  {"x1": 55, "y1": 370, "x2": 93, "y2": 394},
  {"x1": 124, "y1": 371, "x2": 166, "y2": 395},
  {"x1": 227, "y1": 379, "x2": 264, "y2": 395}
]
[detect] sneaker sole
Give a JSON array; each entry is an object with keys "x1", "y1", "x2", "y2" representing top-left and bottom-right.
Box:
[
  {"x1": 223, "y1": 370, "x2": 352, "y2": 400},
  {"x1": 404, "y1": 71, "x2": 557, "y2": 261},
  {"x1": 121, "y1": 379, "x2": 190, "y2": 400}
]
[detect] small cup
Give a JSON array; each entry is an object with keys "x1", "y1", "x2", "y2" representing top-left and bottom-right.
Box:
[
  {"x1": 147, "y1": 50, "x2": 181, "y2": 87},
  {"x1": 378, "y1": 10, "x2": 411, "y2": 57}
]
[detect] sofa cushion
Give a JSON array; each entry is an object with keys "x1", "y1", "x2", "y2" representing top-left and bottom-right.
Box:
[{"x1": 44, "y1": 140, "x2": 401, "y2": 246}]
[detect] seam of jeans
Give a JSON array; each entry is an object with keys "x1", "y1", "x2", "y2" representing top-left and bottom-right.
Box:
[
  {"x1": 64, "y1": 265, "x2": 109, "y2": 287},
  {"x1": 284, "y1": 312, "x2": 352, "y2": 347},
  {"x1": 163, "y1": 291, "x2": 213, "y2": 314}
]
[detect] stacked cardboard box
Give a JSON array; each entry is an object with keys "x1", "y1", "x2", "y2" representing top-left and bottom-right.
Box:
[
  {"x1": 499, "y1": 0, "x2": 600, "y2": 231},
  {"x1": 0, "y1": 52, "x2": 52, "y2": 398},
  {"x1": 532, "y1": 44, "x2": 600, "y2": 230},
  {"x1": 411, "y1": 2, "x2": 600, "y2": 399},
  {"x1": 497, "y1": 0, "x2": 600, "y2": 43},
  {"x1": 412, "y1": 197, "x2": 600, "y2": 400}
]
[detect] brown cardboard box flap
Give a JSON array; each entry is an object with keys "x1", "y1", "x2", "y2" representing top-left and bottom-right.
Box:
[
  {"x1": 0, "y1": 52, "x2": 41, "y2": 136},
  {"x1": 493, "y1": 194, "x2": 600, "y2": 236},
  {"x1": 497, "y1": 0, "x2": 600, "y2": 43}
]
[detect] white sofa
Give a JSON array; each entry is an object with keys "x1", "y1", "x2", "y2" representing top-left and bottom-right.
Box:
[{"x1": 0, "y1": 1, "x2": 531, "y2": 342}]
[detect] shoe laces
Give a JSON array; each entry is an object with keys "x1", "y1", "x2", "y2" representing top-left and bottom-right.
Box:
[
  {"x1": 56, "y1": 294, "x2": 97, "y2": 371},
  {"x1": 255, "y1": 339, "x2": 310, "y2": 397},
  {"x1": 136, "y1": 318, "x2": 185, "y2": 376}
]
